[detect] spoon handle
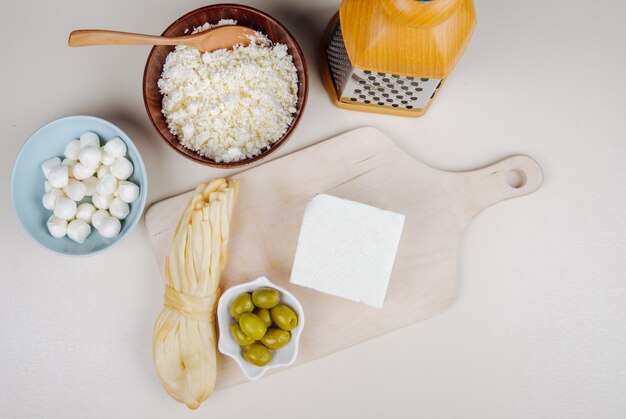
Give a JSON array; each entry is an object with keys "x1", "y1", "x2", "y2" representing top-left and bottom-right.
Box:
[{"x1": 68, "y1": 30, "x2": 186, "y2": 48}]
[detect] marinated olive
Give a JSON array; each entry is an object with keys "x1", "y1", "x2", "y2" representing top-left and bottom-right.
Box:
[
  {"x1": 242, "y1": 343, "x2": 272, "y2": 367},
  {"x1": 261, "y1": 327, "x2": 291, "y2": 349},
  {"x1": 254, "y1": 308, "x2": 273, "y2": 327},
  {"x1": 252, "y1": 287, "x2": 281, "y2": 309},
  {"x1": 239, "y1": 313, "x2": 267, "y2": 340},
  {"x1": 230, "y1": 323, "x2": 255, "y2": 346},
  {"x1": 229, "y1": 293, "x2": 254, "y2": 320},
  {"x1": 270, "y1": 304, "x2": 298, "y2": 331}
]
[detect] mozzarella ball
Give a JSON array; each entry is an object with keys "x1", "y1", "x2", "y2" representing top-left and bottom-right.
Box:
[
  {"x1": 100, "y1": 148, "x2": 115, "y2": 165},
  {"x1": 109, "y1": 198, "x2": 130, "y2": 220},
  {"x1": 83, "y1": 176, "x2": 98, "y2": 196},
  {"x1": 42, "y1": 189, "x2": 64, "y2": 210},
  {"x1": 72, "y1": 163, "x2": 96, "y2": 180},
  {"x1": 116, "y1": 181, "x2": 140, "y2": 203},
  {"x1": 97, "y1": 216, "x2": 121, "y2": 238},
  {"x1": 53, "y1": 197, "x2": 77, "y2": 220},
  {"x1": 64, "y1": 139, "x2": 81, "y2": 160},
  {"x1": 97, "y1": 165, "x2": 110, "y2": 179},
  {"x1": 110, "y1": 157, "x2": 133, "y2": 180},
  {"x1": 63, "y1": 179, "x2": 87, "y2": 202},
  {"x1": 79, "y1": 146, "x2": 102, "y2": 169},
  {"x1": 41, "y1": 157, "x2": 61, "y2": 179},
  {"x1": 96, "y1": 174, "x2": 118, "y2": 196},
  {"x1": 92, "y1": 193, "x2": 113, "y2": 210},
  {"x1": 48, "y1": 165, "x2": 69, "y2": 188},
  {"x1": 76, "y1": 203, "x2": 97, "y2": 223},
  {"x1": 91, "y1": 209, "x2": 110, "y2": 230},
  {"x1": 67, "y1": 219, "x2": 91, "y2": 244},
  {"x1": 80, "y1": 131, "x2": 100, "y2": 148},
  {"x1": 103, "y1": 137, "x2": 127, "y2": 158},
  {"x1": 47, "y1": 215, "x2": 68, "y2": 238},
  {"x1": 44, "y1": 181, "x2": 52, "y2": 193},
  {"x1": 61, "y1": 159, "x2": 77, "y2": 178}
]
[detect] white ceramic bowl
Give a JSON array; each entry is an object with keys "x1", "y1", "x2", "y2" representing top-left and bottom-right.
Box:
[{"x1": 217, "y1": 276, "x2": 305, "y2": 380}]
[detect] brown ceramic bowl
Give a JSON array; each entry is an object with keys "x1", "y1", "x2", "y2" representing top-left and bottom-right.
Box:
[{"x1": 143, "y1": 4, "x2": 308, "y2": 168}]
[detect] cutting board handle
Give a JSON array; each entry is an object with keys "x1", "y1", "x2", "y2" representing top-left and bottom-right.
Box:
[{"x1": 465, "y1": 155, "x2": 543, "y2": 216}]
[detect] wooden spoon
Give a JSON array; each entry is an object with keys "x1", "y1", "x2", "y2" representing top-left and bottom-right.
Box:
[{"x1": 68, "y1": 25, "x2": 258, "y2": 53}]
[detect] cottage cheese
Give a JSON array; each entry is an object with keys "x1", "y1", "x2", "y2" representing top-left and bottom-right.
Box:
[{"x1": 157, "y1": 21, "x2": 299, "y2": 163}]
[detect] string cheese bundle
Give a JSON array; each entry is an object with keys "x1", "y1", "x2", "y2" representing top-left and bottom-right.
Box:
[{"x1": 153, "y1": 178, "x2": 238, "y2": 409}]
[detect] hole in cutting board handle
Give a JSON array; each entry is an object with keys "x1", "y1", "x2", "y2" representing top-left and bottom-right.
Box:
[{"x1": 505, "y1": 169, "x2": 527, "y2": 189}]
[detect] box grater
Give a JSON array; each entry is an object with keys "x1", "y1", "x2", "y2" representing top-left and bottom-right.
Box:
[{"x1": 321, "y1": 0, "x2": 476, "y2": 117}]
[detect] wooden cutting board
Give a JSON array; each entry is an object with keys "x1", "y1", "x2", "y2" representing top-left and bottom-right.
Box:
[{"x1": 145, "y1": 127, "x2": 543, "y2": 389}]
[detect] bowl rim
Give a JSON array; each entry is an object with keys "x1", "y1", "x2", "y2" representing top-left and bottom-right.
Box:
[
  {"x1": 216, "y1": 276, "x2": 305, "y2": 380},
  {"x1": 10, "y1": 114, "x2": 148, "y2": 258},
  {"x1": 142, "y1": 3, "x2": 309, "y2": 169}
]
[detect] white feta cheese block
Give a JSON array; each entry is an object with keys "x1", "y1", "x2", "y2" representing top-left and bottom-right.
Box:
[{"x1": 289, "y1": 194, "x2": 405, "y2": 309}]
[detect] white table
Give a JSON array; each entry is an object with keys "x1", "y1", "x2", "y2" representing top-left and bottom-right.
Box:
[{"x1": 2, "y1": 0, "x2": 626, "y2": 417}]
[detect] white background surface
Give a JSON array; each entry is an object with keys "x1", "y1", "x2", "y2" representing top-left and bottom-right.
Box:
[{"x1": 2, "y1": 0, "x2": 625, "y2": 418}]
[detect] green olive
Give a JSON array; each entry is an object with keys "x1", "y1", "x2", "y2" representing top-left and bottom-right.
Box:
[
  {"x1": 229, "y1": 293, "x2": 254, "y2": 320},
  {"x1": 230, "y1": 323, "x2": 255, "y2": 346},
  {"x1": 252, "y1": 287, "x2": 281, "y2": 309},
  {"x1": 242, "y1": 343, "x2": 272, "y2": 367},
  {"x1": 254, "y1": 308, "x2": 273, "y2": 327},
  {"x1": 261, "y1": 327, "x2": 291, "y2": 349},
  {"x1": 270, "y1": 304, "x2": 298, "y2": 331},
  {"x1": 238, "y1": 313, "x2": 267, "y2": 340}
]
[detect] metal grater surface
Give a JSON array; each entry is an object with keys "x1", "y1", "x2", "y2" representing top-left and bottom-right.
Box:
[{"x1": 326, "y1": 22, "x2": 443, "y2": 111}]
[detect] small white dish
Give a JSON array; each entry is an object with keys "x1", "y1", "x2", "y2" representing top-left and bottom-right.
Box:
[{"x1": 217, "y1": 276, "x2": 305, "y2": 380}]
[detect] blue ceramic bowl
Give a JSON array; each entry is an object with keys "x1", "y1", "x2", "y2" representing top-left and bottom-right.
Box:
[{"x1": 11, "y1": 115, "x2": 148, "y2": 256}]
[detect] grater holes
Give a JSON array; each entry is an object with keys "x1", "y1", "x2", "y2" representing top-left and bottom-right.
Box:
[
  {"x1": 382, "y1": 78, "x2": 390, "y2": 82},
  {"x1": 368, "y1": 76, "x2": 376, "y2": 81},
  {"x1": 382, "y1": 93, "x2": 390, "y2": 98},
  {"x1": 391, "y1": 89, "x2": 398, "y2": 94},
  {"x1": 410, "y1": 82, "x2": 419, "y2": 86},
  {"x1": 373, "y1": 96, "x2": 380, "y2": 101},
  {"x1": 354, "y1": 89, "x2": 362, "y2": 93},
  {"x1": 401, "y1": 86, "x2": 409, "y2": 90},
  {"x1": 392, "y1": 74, "x2": 400, "y2": 78},
  {"x1": 410, "y1": 97, "x2": 418, "y2": 101},
  {"x1": 407, "y1": 76, "x2": 415, "y2": 80},
  {"x1": 396, "y1": 95, "x2": 403, "y2": 99},
  {"x1": 377, "y1": 102, "x2": 385, "y2": 106},
  {"x1": 416, "y1": 87, "x2": 423, "y2": 92},
  {"x1": 406, "y1": 105, "x2": 414, "y2": 109},
  {"x1": 392, "y1": 104, "x2": 399, "y2": 108},
  {"x1": 359, "y1": 80, "x2": 366, "y2": 85},
  {"x1": 359, "y1": 95, "x2": 366, "y2": 99},
  {"x1": 364, "y1": 100, "x2": 371, "y2": 104},
  {"x1": 420, "y1": 78, "x2": 429, "y2": 81},
  {"x1": 401, "y1": 100, "x2": 408, "y2": 104},
  {"x1": 364, "y1": 70, "x2": 371, "y2": 74},
  {"x1": 350, "y1": 97, "x2": 357, "y2": 102},
  {"x1": 377, "y1": 72, "x2": 385, "y2": 76},
  {"x1": 386, "y1": 99, "x2": 393, "y2": 103}
]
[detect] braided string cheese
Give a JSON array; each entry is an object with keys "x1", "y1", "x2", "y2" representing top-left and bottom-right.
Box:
[{"x1": 153, "y1": 178, "x2": 238, "y2": 409}]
